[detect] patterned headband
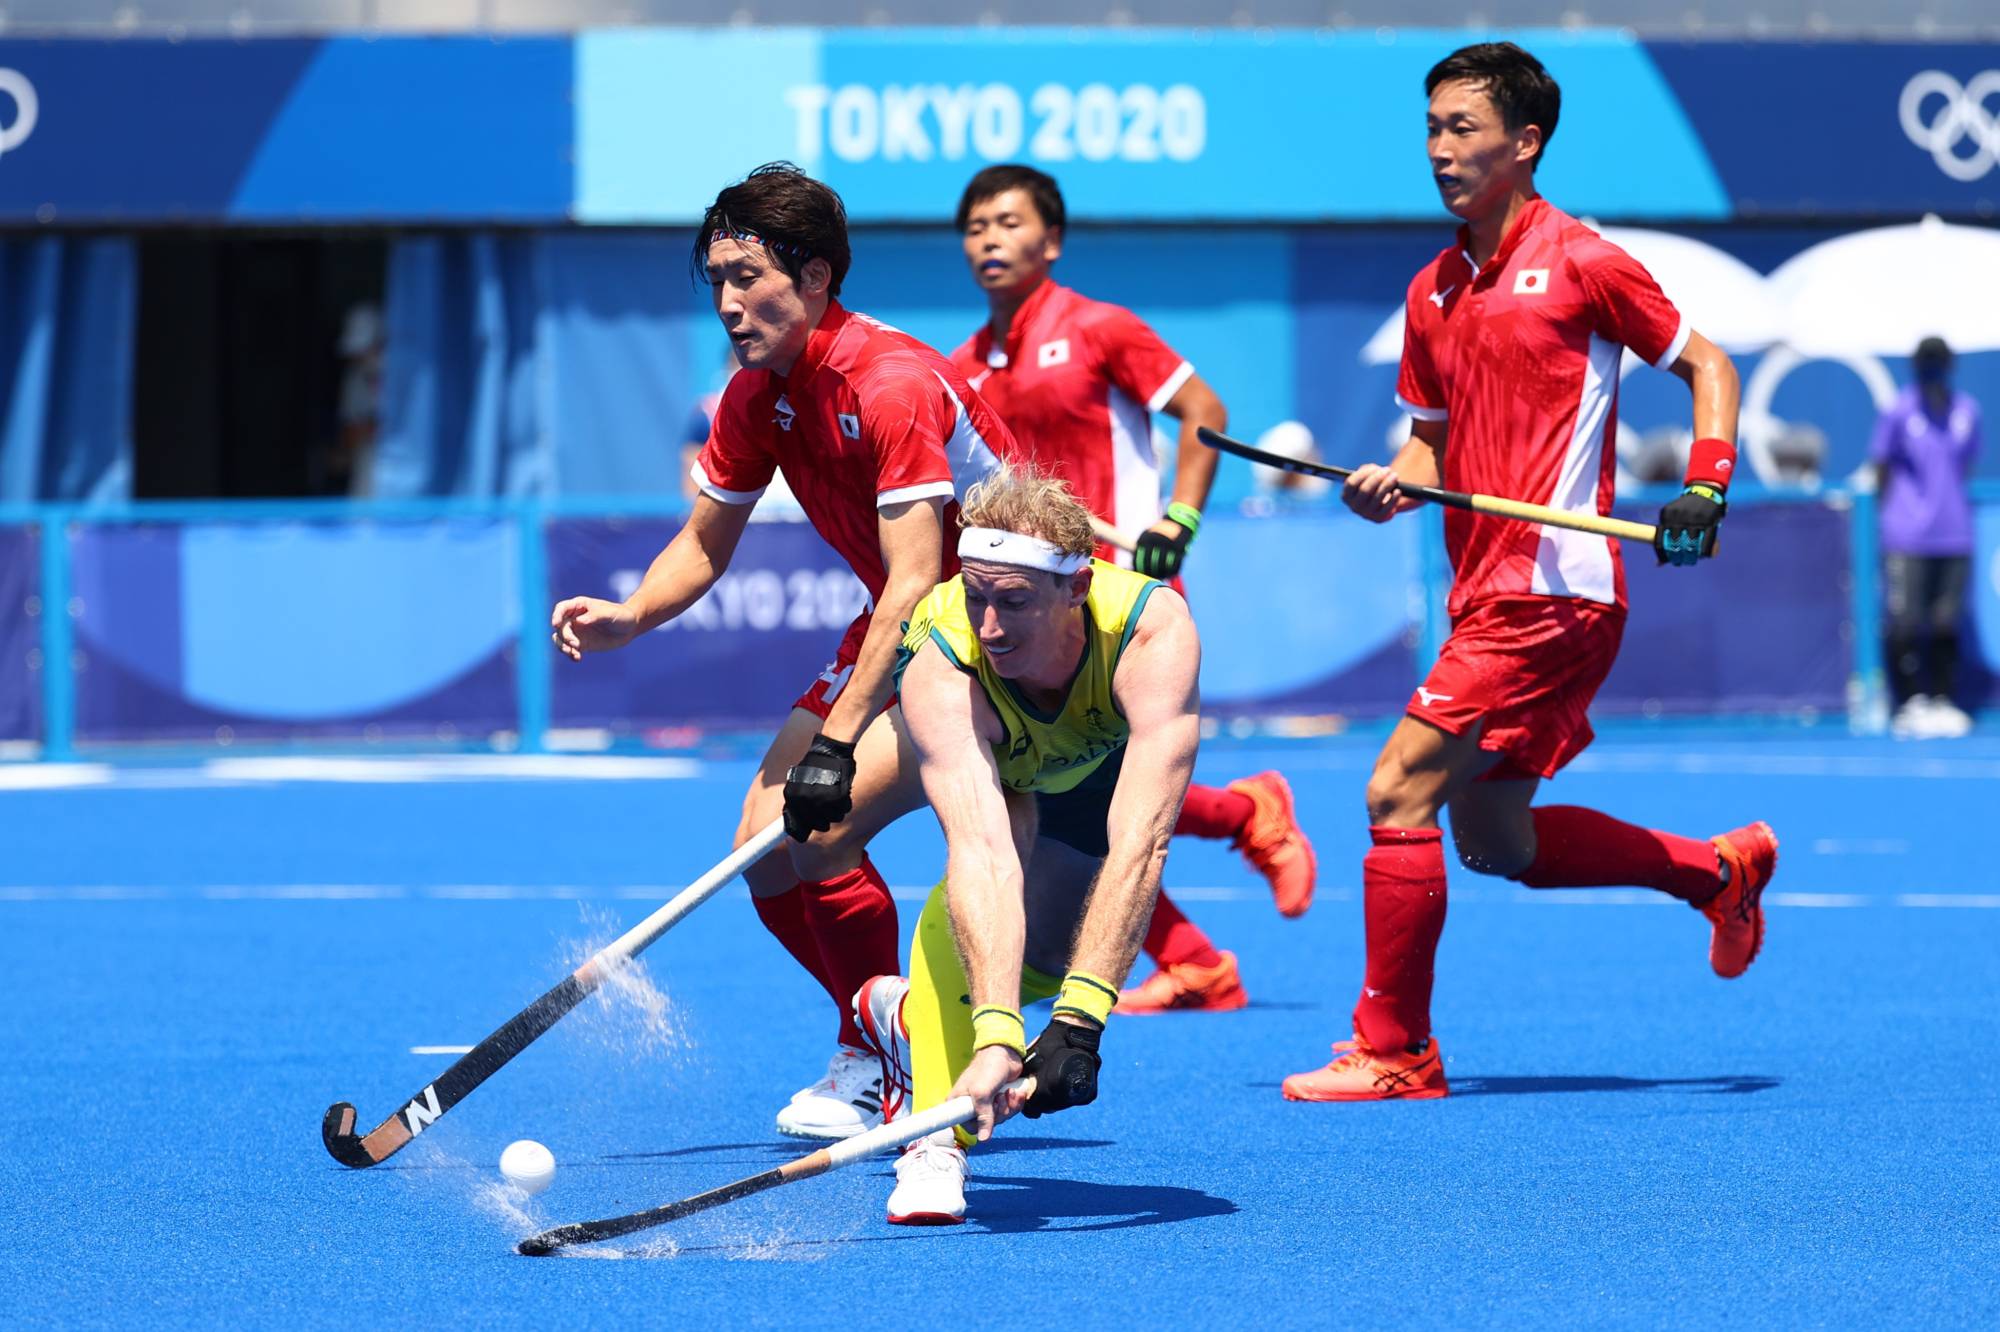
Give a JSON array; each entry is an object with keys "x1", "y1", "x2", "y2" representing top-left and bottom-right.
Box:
[{"x1": 711, "y1": 227, "x2": 811, "y2": 260}]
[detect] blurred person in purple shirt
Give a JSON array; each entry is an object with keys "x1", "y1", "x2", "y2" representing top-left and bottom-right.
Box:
[{"x1": 1870, "y1": 337, "x2": 1982, "y2": 738}]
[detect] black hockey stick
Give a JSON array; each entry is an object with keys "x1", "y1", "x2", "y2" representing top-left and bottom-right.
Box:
[
  {"x1": 1196, "y1": 426, "x2": 1657, "y2": 544},
  {"x1": 321, "y1": 817, "x2": 785, "y2": 1168},
  {"x1": 517, "y1": 1078, "x2": 1032, "y2": 1255}
]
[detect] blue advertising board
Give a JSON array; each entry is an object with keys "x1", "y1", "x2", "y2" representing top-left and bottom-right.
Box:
[
  {"x1": 1972, "y1": 501, "x2": 2000, "y2": 708},
  {"x1": 547, "y1": 517, "x2": 872, "y2": 734},
  {"x1": 546, "y1": 511, "x2": 1425, "y2": 733},
  {"x1": 0, "y1": 37, "x2": 571, "y2": 223},
  {"x1": 1599, "y1": 502, "x2": 1854, "y2": 717},
  {"x1": 67, "y1": 519, "x2": 519, "y2": 742},
  {"x1": 0, "y1": 523, "x2": 39, "y2": 743},
  {"x1": 2, "y1": 500, "x2": 1887, "y2": 753}
]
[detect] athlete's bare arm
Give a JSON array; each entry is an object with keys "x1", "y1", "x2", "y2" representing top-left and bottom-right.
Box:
[
  {"x1": 901, "y1": 638, "x2": 1032, "y2": 1139},
  {"x1": 1345, "y1": 417, "x2": 1446, "y2": 524},
  {"x1": 1065, "y1": 590, "x2": 1201, "y2": 994},
  {"x1": 1157, "y1": 374, "x2": 1228, "y2": 530},
  {"x1": 1668, "y1": 330, "x2": 1741, "y2": 444},
  {"x1": 901, "y1": 641, "x2": 1024, "y2": 1008},
  {"x1": 818, "y1": 496, "x2": 948, "y2": 745},
  {"x1": 550, "y1": 493, "x2": 755, "y2": 660}
]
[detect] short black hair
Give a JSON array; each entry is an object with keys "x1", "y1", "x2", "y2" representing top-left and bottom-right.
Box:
[
  {"x1": 691, "y1": 162, "x2": 851, "y2": 298},
  {"x1": 1425, "y1": 42, "x2": 1561, "y2": 171},
  {"x1": 1915, "y1": 336, "x2": 1954, "y2": 368},
  {"x1": 955, "y1": 164, "x2": 1066, "y2": 234}
]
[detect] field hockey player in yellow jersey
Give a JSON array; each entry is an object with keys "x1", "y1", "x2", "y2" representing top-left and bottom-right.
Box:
[{"x1": 849, "y1": 465, "x2": 1201, "y2": 1224}]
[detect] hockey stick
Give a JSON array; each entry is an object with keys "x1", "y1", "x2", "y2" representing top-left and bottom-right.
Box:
[
  {"x1": 321, "y1": 816, "x2": 787, "y2": 1169},
  {"x1": 1088, "y1": 517, "x2": 1137, "y2": 554},
  {"x1": 1197, "y1": 426, "x2": 1659, "y2": 545},
  {"x1": 517, "y1": 1078, "x2": 1035, "y2": 1255}
]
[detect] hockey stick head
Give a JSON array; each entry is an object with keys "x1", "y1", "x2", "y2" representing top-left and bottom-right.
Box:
[{"x1": 322, "y1": 1102, "x2": 378, "y2": 1169}]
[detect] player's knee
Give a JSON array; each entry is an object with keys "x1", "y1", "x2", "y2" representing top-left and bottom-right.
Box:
[
  {"x1": 785, "y1": 825, "x2": 867, "y2": 882},
  {"x1": 1364, "y1": 762, "x2": 1436, "y2": 828}
]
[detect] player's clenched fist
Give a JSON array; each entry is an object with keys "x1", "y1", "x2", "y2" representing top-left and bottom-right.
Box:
[
  {"x1": 1342, "y1": 463, "x2": 1419, "y2": 524},
  {"x1": 549, "y1": 597, "x2": 641, "y2": 661}
]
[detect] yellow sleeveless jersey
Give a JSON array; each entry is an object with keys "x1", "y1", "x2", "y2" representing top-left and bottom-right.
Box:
[{"x1": 898, "y1": 560, "x2": 1161, "y2": 795}]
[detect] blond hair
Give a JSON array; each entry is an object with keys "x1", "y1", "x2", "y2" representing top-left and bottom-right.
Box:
[{"x1": 958, "y1": 464, "x2": 1096, "y2": 561}]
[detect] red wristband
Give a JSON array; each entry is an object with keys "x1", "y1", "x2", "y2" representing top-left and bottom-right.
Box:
[{"x1": 1684, "y1": 437, "x2": 1737, "y2": 491}]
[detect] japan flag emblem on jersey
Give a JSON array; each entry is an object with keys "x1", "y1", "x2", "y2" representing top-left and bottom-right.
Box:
[
  {"x1": 839, "y1": 412, "x2": 861, "y2": 439},
  {"x1": 1037, "y1": 339, "x2": 1071, "y2": 369},
  {"x1": 1513, "y1": 268, "x2": 1550, "y2": 296}
]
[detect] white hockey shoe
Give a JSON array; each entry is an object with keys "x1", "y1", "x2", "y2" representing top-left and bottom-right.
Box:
[
  {"x1": 886, "y1": 1128, "x2": 968, "y2": 1225},
  {"x1": 774, "y1": 1046, "x2": 884, "y2": 1140}
]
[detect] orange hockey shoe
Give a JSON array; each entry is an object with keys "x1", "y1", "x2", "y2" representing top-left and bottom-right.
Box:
[
  {"x1": 1227, "y1": 771, "x2": 1317, "y2": 918},
  {"x1": 1704, "y1": 821, "x2": 1779, "y2": 979},
  {"x1": 1281, "y1": 1036, "x2": 1449, "y2": 1102},
  {"x1": 1114, "y1": 951, "x2": 1250, "y2": 1014}
]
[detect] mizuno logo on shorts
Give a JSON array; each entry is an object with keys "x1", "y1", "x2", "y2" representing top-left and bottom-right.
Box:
[{"x1": 1416, "y1": 688, "x2": 1454, "y2": 707}]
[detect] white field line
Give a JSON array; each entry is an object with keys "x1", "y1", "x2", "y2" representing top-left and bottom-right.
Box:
[
  {"x1": 0, "y1": 885, "x2": 171, "y2": 900},
  {"x1": 0, "y1": 764, "x2": 117, "y2": 790},
  {"x1": 5, "y1": 885, "x2": 1998, "y2": 909},
  {"x1": 203, "y1": 755, "x2": 702, "y2": 784},
  {"x1": 0, "y1": 754, "x2": 704, "y2": 791},
  {"x1": 1812, "y1": 839, "x2": 1911, "y2": 856},
  {"x1": 1568, "y1": 752, "x2": 2000, "y2": 780},
  {"x1": 201, "y1": 884, "x2": 408, "y2": 900},
  {"x1": 410, "y1": 1045, "x2": 475, "y2": 1055}
]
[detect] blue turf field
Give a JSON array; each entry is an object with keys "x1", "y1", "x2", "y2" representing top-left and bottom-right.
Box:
[{"x1": 3, "y1": 727, "x2": 1997, "y2": 1326}]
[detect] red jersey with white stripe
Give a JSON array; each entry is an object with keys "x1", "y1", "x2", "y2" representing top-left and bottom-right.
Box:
[
  {"x1": 1397, "y1": 199, "x2": 1687, "y2": 617},
  {"x1": 694, "y1": 302, "x2": 1014, "y2": 600},
  {"x1": 951, "y1": 280, "x2": 1193, "y2": 552}
]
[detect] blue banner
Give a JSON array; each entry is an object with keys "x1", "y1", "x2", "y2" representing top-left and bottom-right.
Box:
[
  {"x1": 0, "y1": 37, "x2": 571, "y2": 223},
  {"x1": 69, "y1": 519, "x2": 519, "y2": 742},
  {"x1": 1650, "y1": 43, "x2": 2000, "y2": 218},
  {"x1": 0, "y1": 524, "x2": 38, "y2": 743},
  {"x1": 0, "y1": 33, "x2": 1993, "y2": 224},
  {"x1": 578, "y1": 27, "x2": 1727, "y2": 224}
]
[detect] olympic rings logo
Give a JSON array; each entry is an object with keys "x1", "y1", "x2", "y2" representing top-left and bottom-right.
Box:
[
  {"x1": 1900, "y1": 70, "x2": 2000, "y2": 183},
  {"x1": 0, "y1": 69, "x2": 35, "y2": 155},
  {"x1": 0, "y1": 68, "x2": 36, "y2": 155}
]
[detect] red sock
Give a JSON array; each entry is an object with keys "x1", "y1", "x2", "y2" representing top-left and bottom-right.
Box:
[
  {"x1": 1353, "y1": 826, "x2": 1447, "y2": 1054},
  {"x1": 752, "y1": 885, "x2": 845, "y2": 1014},
  {"x1": 799, "y1": 857, "x2": 901, "y2": 1049},
  {"x1": 1174, "y1": 783, "x2": 1255, "y2": 840},
  {"x1": 1142, "y1": 889, "x2": 1224, "y2": 969},
  {"x1": 1516, "y1": 806, "x2": 1722, "y2": 903}
]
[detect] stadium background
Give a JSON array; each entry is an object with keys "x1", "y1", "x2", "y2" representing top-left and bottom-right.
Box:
[{"x1": 0, "y1": 4, "x2": 1996, "y2": 754}]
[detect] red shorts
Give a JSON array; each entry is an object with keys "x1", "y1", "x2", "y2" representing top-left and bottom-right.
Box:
[
  {"x1": 1406, "y1": 596, "x2": 1625, "y2": 781},
  {"x1": 792, "y1": 612, "x2": 874, "y2": 720}
]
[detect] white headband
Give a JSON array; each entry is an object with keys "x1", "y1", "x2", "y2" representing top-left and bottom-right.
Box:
[{"x1": 958, "y1": 527, "x2": 1090, "y2": 575}]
